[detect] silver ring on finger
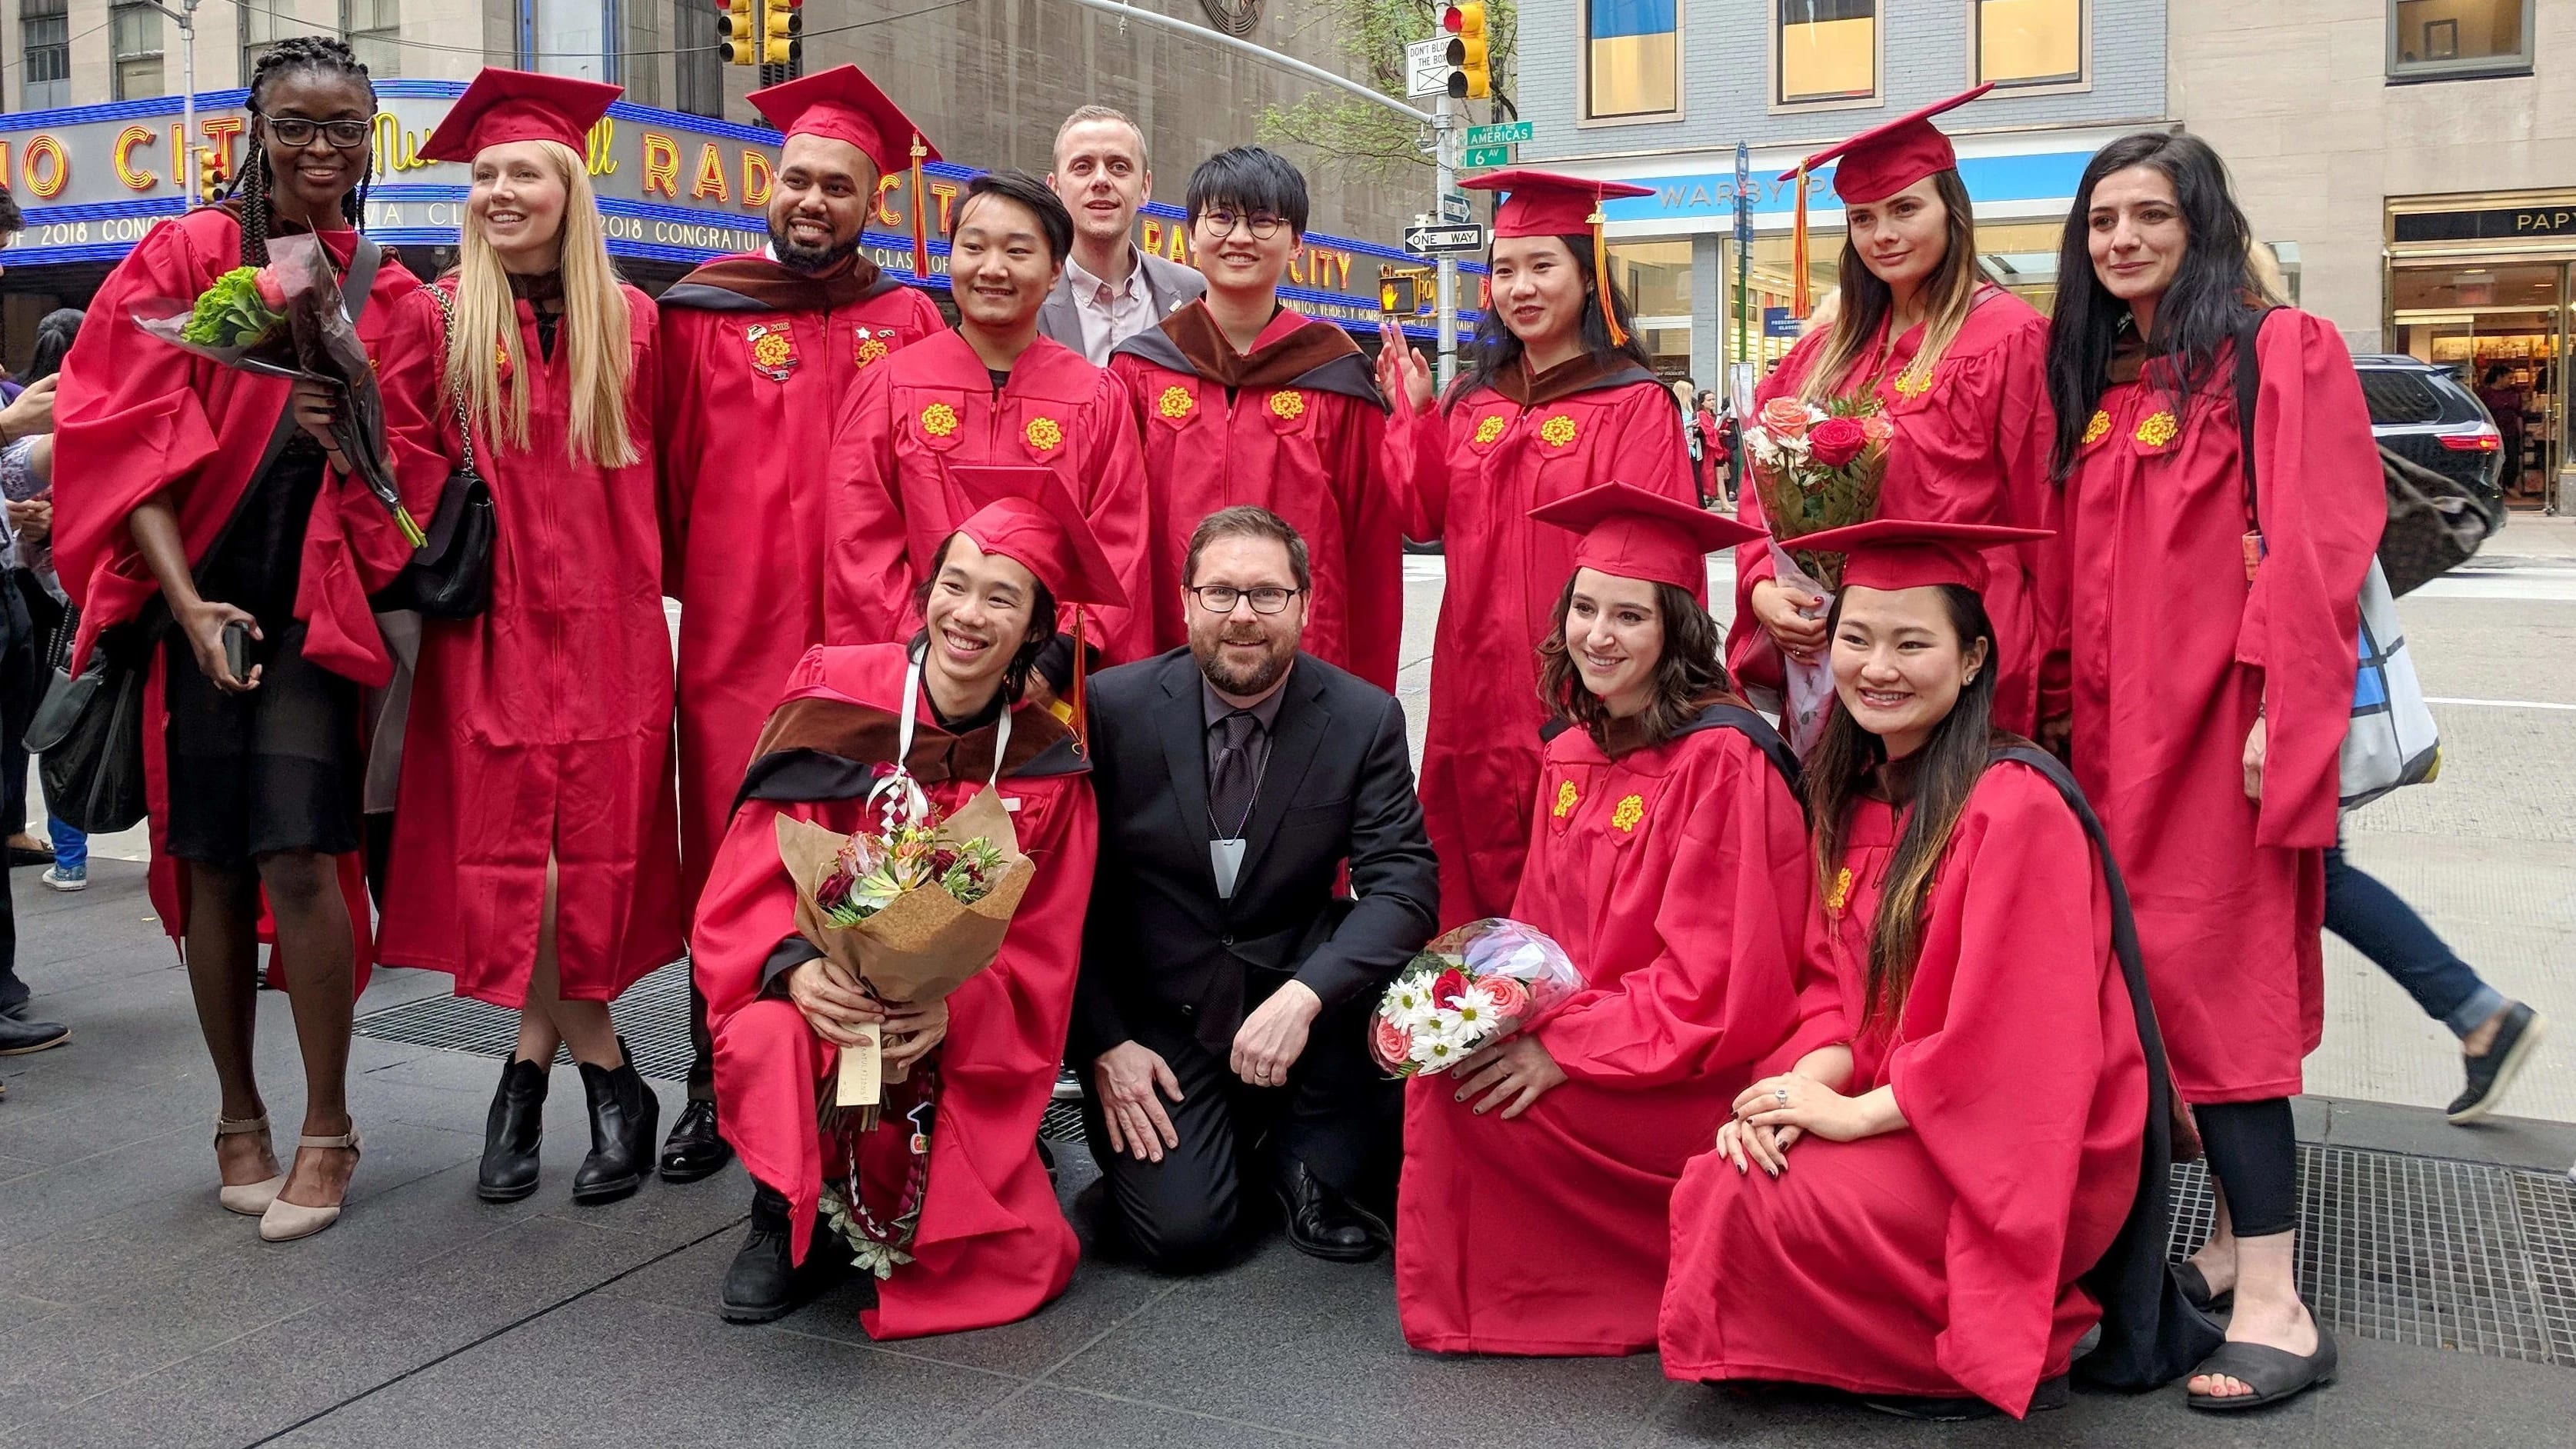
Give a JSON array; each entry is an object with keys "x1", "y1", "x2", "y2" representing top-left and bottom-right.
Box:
[{"x1": 1776, "y1": 1086, "x2": 1789, "y2": 1105}]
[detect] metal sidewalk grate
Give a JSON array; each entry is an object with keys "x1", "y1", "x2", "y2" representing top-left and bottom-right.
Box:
[
  {"x1": 2168, "y1": 1145, "x2": 2576, "y2": 1367},
  {"x1": 352, "y1": 958, "x2": 698, "y2": 1081},
  {"x1": 1039, "y1": 1100, "x2": 1087, "y2": 1142}
]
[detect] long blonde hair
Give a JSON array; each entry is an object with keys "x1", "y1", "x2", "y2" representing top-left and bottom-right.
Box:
[
  {"x1": 444, "y1": 140, "x2": 636, "y2": 468},
  {"x1": 1798, "y1": 169, "x2": 1982, "y2": 406}
]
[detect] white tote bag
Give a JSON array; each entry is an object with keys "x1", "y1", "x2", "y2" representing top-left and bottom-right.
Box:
[{"x1": 2340, "y1": 556, "x2": 2441, "y2": 809}]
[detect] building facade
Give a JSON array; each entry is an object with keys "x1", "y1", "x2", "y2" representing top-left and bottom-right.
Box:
[
  {"x1": 2171, "y1": 0, "x2": 2574, "y2": 508},
  {"x1": 1515, "y1": 0, "x2": 2168, "y2": 389}
]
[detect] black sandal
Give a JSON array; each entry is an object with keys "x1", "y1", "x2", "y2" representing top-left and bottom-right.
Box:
[
  {"x1": 2185, "y1": 1331, "x2": 2338, "y2": 1411},
  {"x1": 2175, "y1": 1260, "x2": 2234, "y2": 1314}
]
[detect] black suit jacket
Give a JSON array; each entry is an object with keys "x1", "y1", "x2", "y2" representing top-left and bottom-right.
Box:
[{"x1": 1075, "y1": 648, "x2": 1439, "y2": 1064}]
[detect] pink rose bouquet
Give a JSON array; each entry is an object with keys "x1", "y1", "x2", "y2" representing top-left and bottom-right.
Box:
[{"x1": 1368, "y1": 918, "x2": 1582, "y2": 1078}]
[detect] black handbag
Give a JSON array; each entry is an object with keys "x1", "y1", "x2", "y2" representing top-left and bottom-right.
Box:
[
  {"x1": 372, "y1": 287, "x2": 494, "y2": 618},
  {"x1": 26, "y1": 624, "x2": 149, "y2": 834}
]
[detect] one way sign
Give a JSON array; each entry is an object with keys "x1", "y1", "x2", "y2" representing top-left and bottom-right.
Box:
[{"x1": 1402, "y1": 223, "x2": 1487, "y2": 257}]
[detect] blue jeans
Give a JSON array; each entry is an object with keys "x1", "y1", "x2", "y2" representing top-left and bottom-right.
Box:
[
  {"x1": 46, "y1": 813, "x2": 83, "y2": 871},
  {"x1": 2324, "y1": 838, "x2": 2506, "y2": 1038}
]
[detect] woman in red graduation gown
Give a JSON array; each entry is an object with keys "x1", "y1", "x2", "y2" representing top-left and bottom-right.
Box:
[
  {"x1": 52, "y1": 37, "x2": 429, "y2": 1241},
  {"x1": 824, "y1": 170, "x2": 1151, "y2": 665},
  {"x1": 1730, "y1": 85, "x2": 2054, "y2": 738},
  {"x1": 2038, "y1": 132, "x2": 2378, "y2": 1409},
  {"x1": 1375, "y1": 172, "x2": 1698, "y2": 928},
  {"x1": 1108, "y1": 146, "x2": 1398, "y2": 688},
  {"x1": 694, "y1": 466, "x2": 1117, "y2": 1337},
  {"x1": 1661, "y1": 519, "x2": 2154, "y2": 1420},
  {"x1": 372, "y1": 69, "x2": 683, "y2": 1206},
  {"x1": 1395, "y1": 483, "x2": 1815, "y2": 1357}
]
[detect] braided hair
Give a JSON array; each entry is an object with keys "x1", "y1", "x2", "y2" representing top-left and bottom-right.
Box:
[{"x1": 230, "y1": 36, "x2": 377, "y2": 268}]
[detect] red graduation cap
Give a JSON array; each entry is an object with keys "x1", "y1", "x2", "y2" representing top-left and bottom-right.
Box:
[
  {"x1": 1777, "y1": 516, "x2": 2050, "y2": 595},
  {"x1": 1458, "y1": 169, "x2": 1655, "y2": 349},
  {"x1": 1774, "y1": 83, "x2": 1993, "y2": 318},
  {"x1": 948, "y1": 466, "x2": 1126, "y2": 610},
  {"x1": 1528, "y1": 481, "x2": 1765, "y2": 592},
  {"x1": 420, "y1": 67, "x2": 621, "y2": 164},
  {"x1": 748, "y1": 64, "x2": 938, "y2": 176}
]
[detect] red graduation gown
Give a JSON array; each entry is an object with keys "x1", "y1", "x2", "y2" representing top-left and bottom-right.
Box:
[
  {"x1": 1106, "y1": 304, "x2": 1401, "y2": 689},
  {"x1": 1660, "y1": 762, "x2": 2148, "y2": 1416},
  {"x1": 1395, "y1": 712, "x2": 1818, "y2": 1356},
  {"x1": 2042, "y1": 310, "x2": 2378, "y2": 1102},
  {"x1": 821, "y1": 329, "x2": 1152, "y2": 661},
  {"x1": 694, "y1": 642, "x2": 1097, "y2": 1340},
  {"x1": 658, "y1": 254, "x2": 945, "y2": 908},
  {"x1": 372, "y1": 281, "x2": 683, "y2": 1006},
  {"x1": 52, "y1": 206, "x2": 427, "y2": 975},
  {"x1": 1384, "y1": 358, "x2": 1697, "y2": 928},
  {"x1": 1728, "y1": 286, "x2": 2054, "y2": 733}
]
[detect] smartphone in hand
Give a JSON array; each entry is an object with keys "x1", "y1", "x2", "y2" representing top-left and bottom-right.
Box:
[{"x1": 221, "y1": 620, "x2": 252, "y2": 683}]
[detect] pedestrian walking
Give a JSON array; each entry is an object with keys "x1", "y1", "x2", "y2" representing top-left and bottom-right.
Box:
[
  {"x1": 6, "y1": 307, "x2": 89, "y2": 893},
  {"x1": 372, "y1": 67, "x2": 682, "y2": 1210},
  {"x1": 1040, "y1": 105, "x2": 1204, "y2": 363}
]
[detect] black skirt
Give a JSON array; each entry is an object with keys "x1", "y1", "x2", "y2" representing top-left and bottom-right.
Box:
[{"x1": 161, "y1": 438, "x2": 362, "y2": 867}]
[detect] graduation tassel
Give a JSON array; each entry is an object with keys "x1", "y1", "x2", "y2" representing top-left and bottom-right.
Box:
[
  {"x1": 1590, "y1": 206, "x2": 1627, "y2": 349},
  {"x1": 1789, "y1": 167, "x2": 1811, "y2": 320},
  {"x1": 908, "y1": 133, "x2": 930, "y2": 281},
  {"x1": 1068, "y1": 607, "x2": 1089, "y2": 754}
]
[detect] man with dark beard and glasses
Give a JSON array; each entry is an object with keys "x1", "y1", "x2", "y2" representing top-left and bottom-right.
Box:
[
  {"x1": 654, "y1": 65, "x2": 945, "y2": 1187},
  {"x1": 1074, "y1": 506, "x2": 1438, "y2": 1271}
]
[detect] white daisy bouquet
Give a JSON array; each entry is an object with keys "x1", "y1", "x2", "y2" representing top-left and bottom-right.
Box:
[{"x1": 1369, "y1": 918, "x2": 1581, "y2": 1078}]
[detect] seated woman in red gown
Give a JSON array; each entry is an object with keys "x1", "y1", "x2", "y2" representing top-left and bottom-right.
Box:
[
  {"x1": 1660, "y1": 519, "x2": 2166, "y2": 1420},
  {"x1": 1395, "y1": 482, "x2": 1821, "y2": 1357}
]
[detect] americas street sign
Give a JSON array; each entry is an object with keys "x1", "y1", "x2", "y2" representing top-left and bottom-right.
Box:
[
  {"x1": 1403, "y1": 223, "x2": 1488, "y2": 256},
  {"x1": 1464, "y1": 122, "x2": 1534, "y2": 145},
  {"x1": 1461, "y1": 144, "x2": 1514, "y2": 168}
]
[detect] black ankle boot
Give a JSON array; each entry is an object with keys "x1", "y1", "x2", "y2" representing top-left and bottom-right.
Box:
[
  {"x1": 572, "y1": 1038, "x2": 658, "y2": 1205},
  {"x1": 477, "y1": 1058, "x2": 548, "y2": 1203},
  {"x1": 721, "y1": 1184, "x2": 808, "y2": 1323}
]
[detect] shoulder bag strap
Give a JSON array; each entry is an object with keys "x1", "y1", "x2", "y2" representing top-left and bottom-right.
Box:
[
  {"x1": 2231, "y1": 305, "x2": 2281, "y2": 542},
  {"x1": 426, "y1": 285, "x2": 478, "y2": 480}
]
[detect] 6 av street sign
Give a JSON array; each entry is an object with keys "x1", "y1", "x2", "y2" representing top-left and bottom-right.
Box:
[
  {"x1": 1404, "y1": 223, "x2": 1488, "y2": 256},
  {"x1": 1460, "y1": 144, "x2": 1513, "y2": 168},
  {"x1": 1464, "y1": 122, "x2": 1533, "y2": 145}
]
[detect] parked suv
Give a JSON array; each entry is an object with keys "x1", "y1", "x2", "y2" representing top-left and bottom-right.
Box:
[{"x1": 2354, "y1": 355, "x2": 2508, "y2": 532}]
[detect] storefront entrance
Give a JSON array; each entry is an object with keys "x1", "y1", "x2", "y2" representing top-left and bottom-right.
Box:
[{"x1": 2386, "y1": 192, "x2": 2576, "y2": 510}]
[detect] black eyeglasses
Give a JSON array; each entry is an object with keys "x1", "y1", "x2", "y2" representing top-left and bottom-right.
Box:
[
  {"x1": 258, "y1": 114, "x2": 372, "y2": 150},
  {"x1": 1198, "y1": 209, "x2": 1286, "y2": 240},
  {"x1": 1187, "y1": 585, "x2": 1301, "y2": 615}
]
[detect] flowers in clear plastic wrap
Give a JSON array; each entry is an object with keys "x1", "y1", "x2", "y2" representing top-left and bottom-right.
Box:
[
  {"x1": 1368, "y1": 918, "x2": 1582, "y2": 1078},
  {"x1": 1741, "y1": 394, "x2": 1890, "y2": 594}
]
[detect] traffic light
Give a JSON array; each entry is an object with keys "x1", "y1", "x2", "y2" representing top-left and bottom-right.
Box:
[
  {"x1": 760, "y1": 0, "x2": 802, "y2": 66},
  {"x1": 718, "y1": 0, "x2": 758, "y2": 65},
  {"x1": 1378, "y1": 266, "x2": 1420, "y2": 316},
  {"x1": 1443, "y1": 4, "x2": 1490, "y2": 100}
]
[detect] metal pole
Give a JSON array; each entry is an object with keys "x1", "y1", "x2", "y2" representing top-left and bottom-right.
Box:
[
  {"x1": 1051, "y1": 0, "x2": 1437, "y2": 125},
  {"x1": 149, "y1": 0, "x2": 199, "y2": 205},
  {"x1": 1434, "y1": 91, "x2": 1458, "y2": 390}
]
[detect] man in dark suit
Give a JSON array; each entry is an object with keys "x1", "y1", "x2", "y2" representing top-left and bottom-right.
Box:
[{"x1": 1075, "y1": 505, "x2": 1436, "y2": 1271}]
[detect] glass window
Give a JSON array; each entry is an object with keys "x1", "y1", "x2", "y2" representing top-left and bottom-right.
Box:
[
  {"x1": 1777, "y1": 0, "x2": 1875, "y2": 105},
  {"x1": 2391, "y1": 0, "x2": 2530, "y2": 79},
  {"x1": 675, "y1": 0, "x2": 724, "y2": 116},
  {"x1": 21, "y1": 0, "x2": 69, "y2": 110},
  {"x1": 1977, "y1": 0, "x2": 2083, "y2": 87},
  {"x1": 1587, "y1": 0, "x2": 1679, "y2": 119},
  {"x1": 1608, "y1": 239, "x2": 1693, "y2": 317},
  {"x1": 343, "y1": 0, "x2": 402, "y2": 79},
  {"x1": 540, "y1": 0, "x2": 610, "y2": 82},
  {"x1": 112, "y1": 1, "x2": 165, "y2": 100}
]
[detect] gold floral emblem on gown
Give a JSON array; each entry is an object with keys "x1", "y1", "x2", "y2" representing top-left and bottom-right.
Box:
[
  {"x1": 1025, "y1": 415, "x2": 1065, "y2": 451},
  {"x1": 919, "y1": 401, "x2": 960, "y2": 437},
  {"x1": 1825, "y1": 866, "x2": 1855, "y2": 917},
  {"x1": 1158, "y1": 385, "x2": 1194, "y2": 419},
  {"x1": 1268, "y1": 389, "x2": 1306, "y2": 421},
  {"x1": 1551, "y1": 779, "x2": 1578, "y2": 818},
  {"x1": 1891, "y1": 366, "x2": 1934, "y2": 397},
  {"x1": 1611, "y1": 794, "x2": 1645, "y2": 832},
  {"x1": 2134, "y1": 410, "x2": 2179, "y2": 447},
  {"x1": 1538, "y1": 413, "x2": 1578, "y2": 448},
  {"x1": 2081, "y1": 410, "x2": 2111, "y2": 445},
  {"x1": 1472, "y1": 414, "x2": 1508, "y2": 445},
  {"x1": 853, "y1": 334, "x2": 891, "y2": 368}
]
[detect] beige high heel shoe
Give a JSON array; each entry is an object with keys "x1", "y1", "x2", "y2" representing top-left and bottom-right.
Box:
[
  {"x1": 215, "y1": 1115, "x2": 286, "y2": 1217},
  {"x1": 258, "y1": 1127, "x2": 361, "y2": 1243}
]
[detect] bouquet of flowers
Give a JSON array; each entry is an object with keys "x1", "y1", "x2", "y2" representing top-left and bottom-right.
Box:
[
  {"x1": 131, "y1": 232, "x2": 423, "y2": 547},
  {"x1": 1741, "y1": 395, "x2": 1896, "y2": 754},
  {"x1": 1369, "y1": 918, "x2": 1583, "y2": 1078}
]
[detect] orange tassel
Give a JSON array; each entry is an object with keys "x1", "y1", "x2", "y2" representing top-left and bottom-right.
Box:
[
  {"x1": 1590, "y1": 206, "x2": 1627, "y2": 349},
  {"x1": 1790, "y1": 168, "x2": 1811, "y2": 320},
  {"x1": 909, "y1": 134, "x2": 930, "y2": 281},
  {"x1": 1068, "y1": 608, "x2": 1088, "y2": 753}
]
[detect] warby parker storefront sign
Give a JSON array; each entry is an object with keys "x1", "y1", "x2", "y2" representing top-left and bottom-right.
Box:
[{"x1": 0, "y1": 79, "x2": 1448, "y2": 331}]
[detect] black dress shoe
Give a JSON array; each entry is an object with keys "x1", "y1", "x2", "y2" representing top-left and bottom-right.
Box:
[
  {"x1": 571, "y1": 1038, "x2": 659, "y2": 1205},
  {"x1": 658, "y1": 1098, "x2": 734, "y2": 1183},
  {"x1": 1277, "y1": 1157, "x2": 1381, "y2": 1263},
  {"x1": 721, "y1": 1184, "x2": 839, "y2": 1323},
  {"x1": 2449, "y1": 1002, "x2": 2547, "y2": 1123},
  {"x1": 0, "y1": 1014, "x2": 70, "y2": 1054},
  {"x1": 476, "y1": 1057, "x2": 548, "y2": 1202}
]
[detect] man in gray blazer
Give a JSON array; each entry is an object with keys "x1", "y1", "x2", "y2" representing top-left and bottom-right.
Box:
[{"x1": 1042, "y1": 104, "x2": 1206, "y2": 364}]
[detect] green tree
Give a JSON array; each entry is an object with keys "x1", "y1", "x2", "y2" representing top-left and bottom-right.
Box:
[{"x1": 1256, "y1": 0, "x2": 1517, "y2": 185}]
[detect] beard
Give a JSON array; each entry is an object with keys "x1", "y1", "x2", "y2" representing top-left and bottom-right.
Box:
[
  {"x1": 768, "y1": 218, "x2": 865, "y2": 275},
  {"x1": 1195, "y1": 628, "x2": 1296, "y2": 698}
]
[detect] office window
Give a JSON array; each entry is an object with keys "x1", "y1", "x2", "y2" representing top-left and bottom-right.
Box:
[
  {"x1": 675, "y1": 0, "x2": 723, "y2": 116},
  {"x1": 1586, "y1": 0, "x2": 1679, "y2": 119},
  {"x1": 1977, "y1": 0, "x2": 2083, "y2": 88},
  {"x1": 540, "y1": 0, "x2": 611, "y2": 82},
  {"x1": 239, "y1": 0, "x2": 286, "y2": 85},
  {"x1": 345, "y1": 0, "x2": 402, "y2": 78},
  {"x1": 1777, "y1": 0, "x2": 1875, "y2": 105},
  {"x1": 21, "y1": 0, "x2": 69, "y2": 110},
  {"x1": 113, "y1": 1, "x2": 167, "y2": 99},
  {"x1": 2390, "y1": 0, "x2": 2531, "y2": 80}
]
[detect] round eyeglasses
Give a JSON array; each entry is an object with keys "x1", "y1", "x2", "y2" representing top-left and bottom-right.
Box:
[{"x1": 1197, "y1": 209, "x2": 1286, "y2": 241}]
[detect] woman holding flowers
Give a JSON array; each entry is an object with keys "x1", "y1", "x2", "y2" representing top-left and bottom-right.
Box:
[
  {"x1": 693, "y1": 465, "x2": 1121, "y2": 1336},
  {"x1": 1731, "y1": 85, "x2": 2055, "y2": 737},
  {"x1": 52, "y1": 35, "x2": 430, "y2": 1242},
  {"x1": 1395, "y1": 483, "x2": 1821, "y2": 1357},
  {"x1": 371, "y1": 69, "x2": 681, "y2": 1208},
  {"x1": 1661, "y1": 518, "x2": 2169, "y2": 1421},
  {"x1": 1375, "y1": 172, "x2": 1698, "y2": 930}
]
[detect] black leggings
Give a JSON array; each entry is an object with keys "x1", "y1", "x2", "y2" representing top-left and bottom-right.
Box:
[{"x1": 2197, "y1": 1098, "x2": 2299, "y2": 1237}]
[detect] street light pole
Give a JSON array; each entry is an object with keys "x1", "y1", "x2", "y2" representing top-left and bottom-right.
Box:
[
  {"x1": 146, "y1": 0, "x2": 201, "y2": 206},
  {"x1": 1433, "y1": 90, "x2": 1457, "y2": 390}
]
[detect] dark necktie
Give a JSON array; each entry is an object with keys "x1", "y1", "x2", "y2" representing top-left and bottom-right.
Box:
[{"x1": 1208, "y1": 711, "x2": 1261, "y2": 838}]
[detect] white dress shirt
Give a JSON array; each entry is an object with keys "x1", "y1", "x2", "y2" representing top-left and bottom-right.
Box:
[{"x1": 1063, "y1": 247, "x2": 1156, "y2": 365}]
